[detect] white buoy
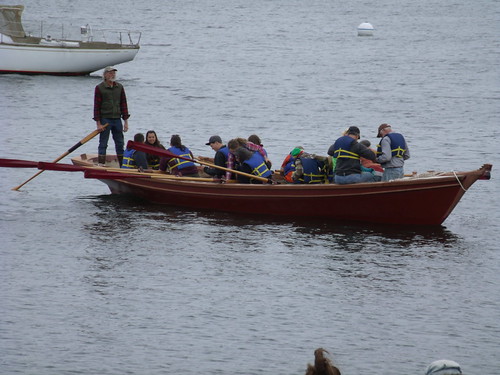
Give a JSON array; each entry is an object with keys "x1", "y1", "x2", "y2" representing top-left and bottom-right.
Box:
[{"x1": 357, "y1": 22, "x2": 374, "y2": 36}]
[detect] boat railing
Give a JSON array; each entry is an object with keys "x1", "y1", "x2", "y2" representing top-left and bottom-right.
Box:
[
  {"x1": 2, "y1": 19, "x2": 141, "y2": 46},
  {"x1": 90, "y1": 28, "x2": 142, "y2": 47}
]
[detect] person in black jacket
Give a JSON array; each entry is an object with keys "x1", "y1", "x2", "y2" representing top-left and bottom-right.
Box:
[
  {"x1": 327, "y1": 126, "x2": 377, "y2": 184},
  {"x1": 203, "y1": 135, "x2": 229, "y2": 178}
]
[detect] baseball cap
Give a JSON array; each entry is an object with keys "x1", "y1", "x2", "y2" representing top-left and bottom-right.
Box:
[
  {"x1": 205, "y1": 135, "x2": 222, "y2": 145},
  {"x1": 104, "y1": 66, "x2": 117, "y2": 72},
  {"x1": 377, "y1": 123, "x2": 391, "y2": 137},
  {"x1": 347, "y1": 126, "x2": 361, "y2": 136}
]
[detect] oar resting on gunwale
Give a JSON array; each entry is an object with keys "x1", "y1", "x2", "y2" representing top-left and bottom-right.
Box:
[{"x1": 0, "y1": 158, "x2": 226, "y2": 182}]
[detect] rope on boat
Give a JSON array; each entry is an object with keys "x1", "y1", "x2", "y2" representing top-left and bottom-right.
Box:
[{"x1": 452, "y1": 170, "x2": 467, "y2": 192}]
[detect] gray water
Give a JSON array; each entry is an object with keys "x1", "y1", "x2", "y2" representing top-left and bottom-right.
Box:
[{"x1": 1, "y1": 0, "x2": 499, "y2": 374}]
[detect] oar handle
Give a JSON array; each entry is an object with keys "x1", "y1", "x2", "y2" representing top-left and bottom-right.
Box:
[
  {"x1": 128, "y1": 141, "x2": 270, "y2": 183},
  {"x1": 66, "y1": 123, "x2": 109, "y2": 155}
]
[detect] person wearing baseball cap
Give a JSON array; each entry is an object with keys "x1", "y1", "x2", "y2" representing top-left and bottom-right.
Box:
[
  {"x1": 93, "y1": 66, "x2": 130, "y2": 166},
  {"x1": 375, "y1": 123, "x2": 410, "y2": 181},
  {"x1": 327, "y1": 126, "x2": 378, "y2": 184},
  {"x1": 203, "y1": 135, "x2": 229, "y2": 178}
]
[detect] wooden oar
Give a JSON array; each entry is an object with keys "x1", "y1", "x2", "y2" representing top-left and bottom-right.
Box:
[
  {"x1": 127, "y1": 141, "x2": 270, "y2": 183},
  {"x1": 11, "y1": 124, "x2": 109, "y2": 191},
  {"x1": 1, "y1": 158, "x2": 224, "y2": 182},
  {"x1": 0, "y1": 158, "x2": 39, "y2": 168}
]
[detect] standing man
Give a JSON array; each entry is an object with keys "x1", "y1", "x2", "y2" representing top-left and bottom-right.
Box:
[
  {"x1": 93, "y1": 66, "x2": 130, "y2": 166},
  {"x1": 375, "y1": 123, "x2": 410, "y2": 181},
  {"x1": 327, "y1": 126, "x2": 377, "y2": 184},
  {"x1": 204, "y1": 135, "x2": 229, "y2": 178}
]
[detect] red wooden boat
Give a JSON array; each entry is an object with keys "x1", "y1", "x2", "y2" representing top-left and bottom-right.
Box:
[{"x1": 68, "y1": 153, "x2": 491, "y2": 226}]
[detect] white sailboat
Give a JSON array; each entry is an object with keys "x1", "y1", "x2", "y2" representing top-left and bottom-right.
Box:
[{"x1": 0, "y1": 5, "x2": 141, "y2": 75}]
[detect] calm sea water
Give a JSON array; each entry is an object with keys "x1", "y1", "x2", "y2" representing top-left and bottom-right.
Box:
[{"x1": 1, "y1": 0, "x2": 499, "y2": 374}]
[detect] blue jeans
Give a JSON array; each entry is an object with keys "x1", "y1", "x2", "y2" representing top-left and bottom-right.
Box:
[
  {"x1": 335, "y1": 172, "x2": 376, "y2": 185},
  {"x1": 98, "y1": 118, "x2": 124, "y2": 156},
  {"x1": 382, "y1": 167, "x2": 404, "y2": 181}
]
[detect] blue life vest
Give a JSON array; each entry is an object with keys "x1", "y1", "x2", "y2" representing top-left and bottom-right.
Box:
[
  {"x1": 332, "y1": 136, "x2": 359, "y2": 160},
  {"x1": 243, "y1": 152, "x2": 272, "y2": 178},
  {"x1": 376, "y1": 133, "x2": 407, "y2": 158},
  {"x1": 218, "y1": 146, "x2": 229, "y2": 166},
  {"x1": 167, "y1": 146, "x2": 196, "y2": 170},
  {"x1": 299, "y1": 157, "x2": 324, "y2": 184},
  {"x1": 147, "y1": 155, "x2": 160, "y2": 170},
  {"x1": 122, "y1": 148, "x2": 136, "y2": 169},
  {"x1": 283, "y1": 157, "x2": 297, "y2": 176}
]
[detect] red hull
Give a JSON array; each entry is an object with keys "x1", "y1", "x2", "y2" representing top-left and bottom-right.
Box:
[{"x1": 73, "y1": 155, "x2": 492, "y2": 226}]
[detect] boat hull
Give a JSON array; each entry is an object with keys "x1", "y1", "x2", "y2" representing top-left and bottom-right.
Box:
[
  {"x1": 73, "y1": 155, "x2": 491, "y2": 226},
  {"x1": 0, "y1": 43, "x2": 139, "y2": 75}
]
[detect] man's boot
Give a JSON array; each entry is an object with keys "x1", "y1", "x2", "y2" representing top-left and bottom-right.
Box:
[
  {"x1": 117, "y1": 154, "x2": 123, "y2": 167},
  {"x1": 98, "y1": 154, "x2": 106, "y2": 166}
]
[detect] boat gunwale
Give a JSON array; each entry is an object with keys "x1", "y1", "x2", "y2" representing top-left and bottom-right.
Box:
[{"x1": 72, "y1": 154, "x2": 483, "y2": 196}]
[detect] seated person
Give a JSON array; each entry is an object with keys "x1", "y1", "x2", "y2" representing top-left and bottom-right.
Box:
[
  {"x1": 327, "y1": 126, "x2": 377, "y2": 185},
  {"x1": 203, "y1": 135, "x2": 229, "y2": 178},
  {"x1": 234, "y1": 147, "x2": 272, "y2": 184},
  {"x1": 359, "y1": 139, "x2": 383, "y2": 182},
  {"x1": 145, "y1": 130, "x2": 166, "y2": 170},
  {"x1": 122, "y1": 133, "x2": 148, "y2": 170},
  {"x1": 159, "y1": 134, "x2": 199, "y2": 177},
  {"x1": 281, "y1": 147, "x2": 328, "y2": 184},
  {"x1": 226, "y1": 137, "x2": 271, "y2": 180},
  {"x1": 248, "y1": 134, "x2": 272, "y2": 168}
]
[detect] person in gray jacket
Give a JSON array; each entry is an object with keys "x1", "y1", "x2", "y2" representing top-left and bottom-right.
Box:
[{"x1": 375, "y1": 123, "x2": 410, "y2": 181}]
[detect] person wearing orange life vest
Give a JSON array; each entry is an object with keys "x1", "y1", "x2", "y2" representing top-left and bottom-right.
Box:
[
  {"x1": 375, "y1": 123, "x2": 410, "y2": 181},
  {"x1": 281, "y1": 147, "x2": 304, "y2": 183},
  {"x1": 281, "y1": 147, "x2": 329, "y2": 184}
]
